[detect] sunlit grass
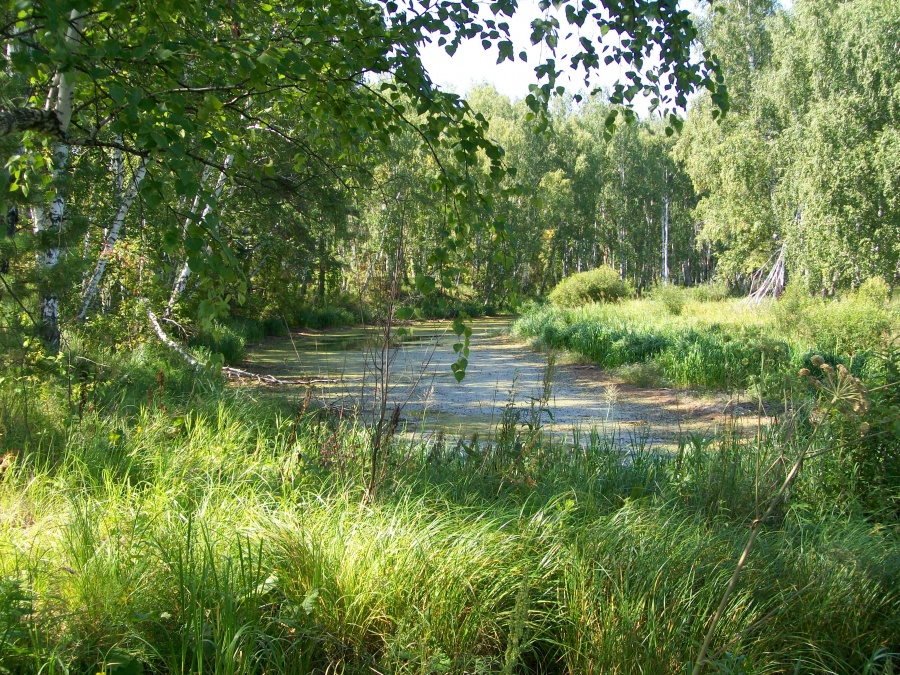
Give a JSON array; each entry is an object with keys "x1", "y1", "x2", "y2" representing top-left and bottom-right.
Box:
[
  {"x1": 1, "y1": 383, "x2": 898, "y2": 674},
  {"x1": 513, "y1": 292, "x2": 897, "y2": 391}
]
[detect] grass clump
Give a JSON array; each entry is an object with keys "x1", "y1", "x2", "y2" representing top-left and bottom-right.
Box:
[
  {"x1": 649, "y1": 282, "x2": 688, "y2": 315},
  {"x1": 689, "y1": 279, "x2": 733, "y2": 303},
  {"x1": 0, "y1": 346, "x2": 899, "y2": 674},
  {"x1": 1, "y1": 315, "x2": 899, "y2": 674},
  {"x1": 774, "y1": 281, "x2": 894, "y2": 357},
  {"x1": 515, "y1": 290, "x2": 897, "y2": 392},
  {"x1": 548, "y1": 266, "x2": 632, "y2": 307}
]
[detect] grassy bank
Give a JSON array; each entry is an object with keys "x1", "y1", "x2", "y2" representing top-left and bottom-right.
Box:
[
  {"x1": 512, "y1": 289, "x2": 897, "y2": 392},
  {"x1": 1, "y1": 345, "x2": 899, "y2": 674}
]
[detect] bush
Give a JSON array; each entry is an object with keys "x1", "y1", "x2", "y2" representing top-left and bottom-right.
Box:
[
  {"x1": 649, "y1": 283, "x2": 687, "y2": 315},
  {"x1": 290, "y1": 305, "x2": 358, "y2": 329},
  {"x1": 801, "y1": 349, "x2": 900, "y2": 517},
  {"x1": 689, "y1": 279, "x2": 732, "y2": 303},
  {"x1": 549, "y1": 266, "x2": 631, "y2": 307},
  {"x1": 856, "y1": 276, "x2": 890, "y2": 305},
  {"x1": 262, "y1": 316, "x2": 290, "y2": 337},
  {"x1": 189, "y1": 317, "x2": 290, "y2": 365},
  {"x1": 404, "y1": 297, "x2": 496, "y2": 320},
  {"x1": 190, "y1": 321, "x2": 247, "y2": 364}
]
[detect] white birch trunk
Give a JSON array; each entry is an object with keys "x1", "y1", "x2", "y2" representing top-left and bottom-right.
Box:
[
  {"x1": 661, "y1": 167, "x2": 670, "y2": 284},
  {"x1": 662, "y1": 194, "x2": 670, "y2": 283},
  {"x1": 146, "y1": 302, "x2": 201, "y2": 369},
  {"x1": 30, "y1": 10, "x2": 83, "y2": 349},
  {"x1": 77, "y1": 159, "x2": 149, "y2": 321},
  {"x1": 166, "y1": 154, "x2": 234, "y2": 314}
]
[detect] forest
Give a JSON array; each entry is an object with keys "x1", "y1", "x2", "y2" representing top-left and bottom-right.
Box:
[{"x1": 1, "y1": 0, "x2": 899, "y2": 672}]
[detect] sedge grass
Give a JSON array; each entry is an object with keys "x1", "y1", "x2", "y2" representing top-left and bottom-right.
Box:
[
  {"x1": 513, "y1": 294, "x2": 898, "y2": 392},
  {"x1": 1, "y1": 381, "x2": 899, "y2": 674}
]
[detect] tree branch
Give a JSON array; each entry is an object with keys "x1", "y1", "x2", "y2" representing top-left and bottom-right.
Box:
[{"x1": 0, "y1": 107, "x2": 64, "y2": 139}]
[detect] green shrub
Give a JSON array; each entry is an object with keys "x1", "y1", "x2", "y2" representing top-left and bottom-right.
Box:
[
  {"x1": 856, "y1": 276, "x2": 891, "y2": 305},
  {"x1": 261, "y1": 316, "x2": 290, "y2": 337},
  {"x1": 689, "y1": 279, "x2": 732, "y2": 302},
  {"x1": 403, "y1": 297, "x2": 496, "y2": 320},
  {"x1": 549, "y1": 266, "x2": 631, "y2": 307},
  {"x1": 800, "y1": 348, "x2": 900, "y2": 517},
  {"x1": 650, "y1": 283, "x2": 687, "y2": 315},
  {"x1": 190, "y1": 321, "x2": 247, "y2": 364},
  {"x1": 291, "y1": 305, "x2": 358, "y2": 329},
  {"x1": 189, "y1": 317, "x2": 293, "y2": 365}
]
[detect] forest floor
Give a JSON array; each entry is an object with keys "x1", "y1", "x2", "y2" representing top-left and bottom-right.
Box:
[{"x1": 244, "y1": 318, "x2": 768, "y2": 444}]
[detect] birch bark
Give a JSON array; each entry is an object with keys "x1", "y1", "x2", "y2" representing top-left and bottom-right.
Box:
[
  {"x1": 77, "y1": 158, "x2": 149, "y2": 321},
  {"x1": 29, "y1": 10, "x2": 83, "y2": 350},
  {"x1": 166, "y1": 154, "x2": 234, "y2": 314}
]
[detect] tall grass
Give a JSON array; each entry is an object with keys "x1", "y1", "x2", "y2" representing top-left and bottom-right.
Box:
[
  {"x1": 513, "y1": 291, "x2": 897, "y2": 391},
  {"x1": 1, "y1": 374, "x2": 898, "y2": 673}
]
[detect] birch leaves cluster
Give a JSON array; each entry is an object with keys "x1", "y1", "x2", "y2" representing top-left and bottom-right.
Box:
[
  {"x1": 0, "y1": 0, "x2": 725, "y2": 348},
  {"x1": 677, "y1": 0, "x2": 900, "y2": 292}
]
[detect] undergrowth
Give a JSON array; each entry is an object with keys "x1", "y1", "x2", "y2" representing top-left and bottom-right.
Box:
[
  {"x1": 514, "y1": 291, "x2": 897, "y2": 392},
  {"x1": 0, "y1": 338, "x2": 899, "y2": 674}
]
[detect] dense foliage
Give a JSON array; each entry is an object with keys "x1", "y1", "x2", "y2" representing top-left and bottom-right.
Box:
[
  {"x1": 2, "y1": 0, "x2": 900, "y2": 672},
  {"x1": 548, "y1": 265, "x2": 632, "y2": 306},
  {"x1": 678, "y1": 0, "x2": 900, "y2": 291},
  {"x1": 1, "y1": 353, "x2": 899, "y2": 673}
]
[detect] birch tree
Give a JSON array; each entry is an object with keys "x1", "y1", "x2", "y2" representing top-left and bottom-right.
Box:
[
  {"x1": 1, "y1": 0, "x2": 727, "y2": 346},
  {"x1": 25, "y1": 9, "x2": 83, "y2": 349},
  {"x1": 77, "y1": 157, "x2": 148, "y2": 321},
  {"x1": 166, "y1": 154, "x2": 234, "y2": 315}
]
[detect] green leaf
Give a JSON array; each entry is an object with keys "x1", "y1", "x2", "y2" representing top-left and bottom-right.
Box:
[{"x1": 415, "y1": 274, "x2": 436, "y2": 294}]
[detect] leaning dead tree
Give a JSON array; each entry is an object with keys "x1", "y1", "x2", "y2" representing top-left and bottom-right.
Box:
[
  {"x1": 145, "y1": 300, "x2": 340, "y2": 386},
  {"x1": 746, "y1": 246, "x2": 786, "y2": 304}
]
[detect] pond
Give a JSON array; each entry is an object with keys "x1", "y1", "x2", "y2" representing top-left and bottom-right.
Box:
[{"x1": 245, "y1": 317, "x2": 763, "y2": 444}]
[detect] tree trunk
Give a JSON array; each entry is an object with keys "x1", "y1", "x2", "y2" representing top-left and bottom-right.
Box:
[
  {"x1": 77, "y1": 158, "x2": 148, "y2": 321},
  {"x1": 0, "y1": 107, "x2": 64, "y2": 139},
  {"x1": 167, "y1": 155, "x2": 233, "y2": 314},
  {"x1": 317, "y1": 232, "x2": 326, "y2": 304},
  {"x1": 662, "y1": 191, "x2": 670, "y2": 284},
  {"x1": 30, "y1": 10, "x2": 83, "y2": 350},
  {"x1": 539, "y1": 237, "x2": 557, "y2": 295},
  {"x1": 0, "y1": 206, "x2": 16, "y2": 274}
]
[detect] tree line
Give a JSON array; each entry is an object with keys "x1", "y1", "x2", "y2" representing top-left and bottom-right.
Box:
[{"x1": 1, "y1": 0, "x2": 897, "y2": 355}]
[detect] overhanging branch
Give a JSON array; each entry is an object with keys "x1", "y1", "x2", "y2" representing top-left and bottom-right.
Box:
[{"x1": 0, "y1": 107, "x2": 64, "y2": 139}]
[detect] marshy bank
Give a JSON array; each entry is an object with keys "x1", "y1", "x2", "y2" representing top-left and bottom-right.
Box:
[{"x1": 2, "y1": 295, "x2": 899, "y2": 673}]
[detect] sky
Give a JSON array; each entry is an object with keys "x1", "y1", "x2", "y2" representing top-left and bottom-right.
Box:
[{"x1": 417, "y1": 0, "x2": 705, "y2": 118}]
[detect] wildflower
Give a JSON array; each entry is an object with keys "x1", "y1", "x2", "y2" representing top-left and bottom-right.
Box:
[
  {"x1": 798, "y1": 368, "x2": 811, "y2": 377},
  {"x1": 837, "y1": 363, "x2": 849, "y2": 376},
  {"x1": 811, "y1": 354, "x2": 825, "y2": 367}
]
